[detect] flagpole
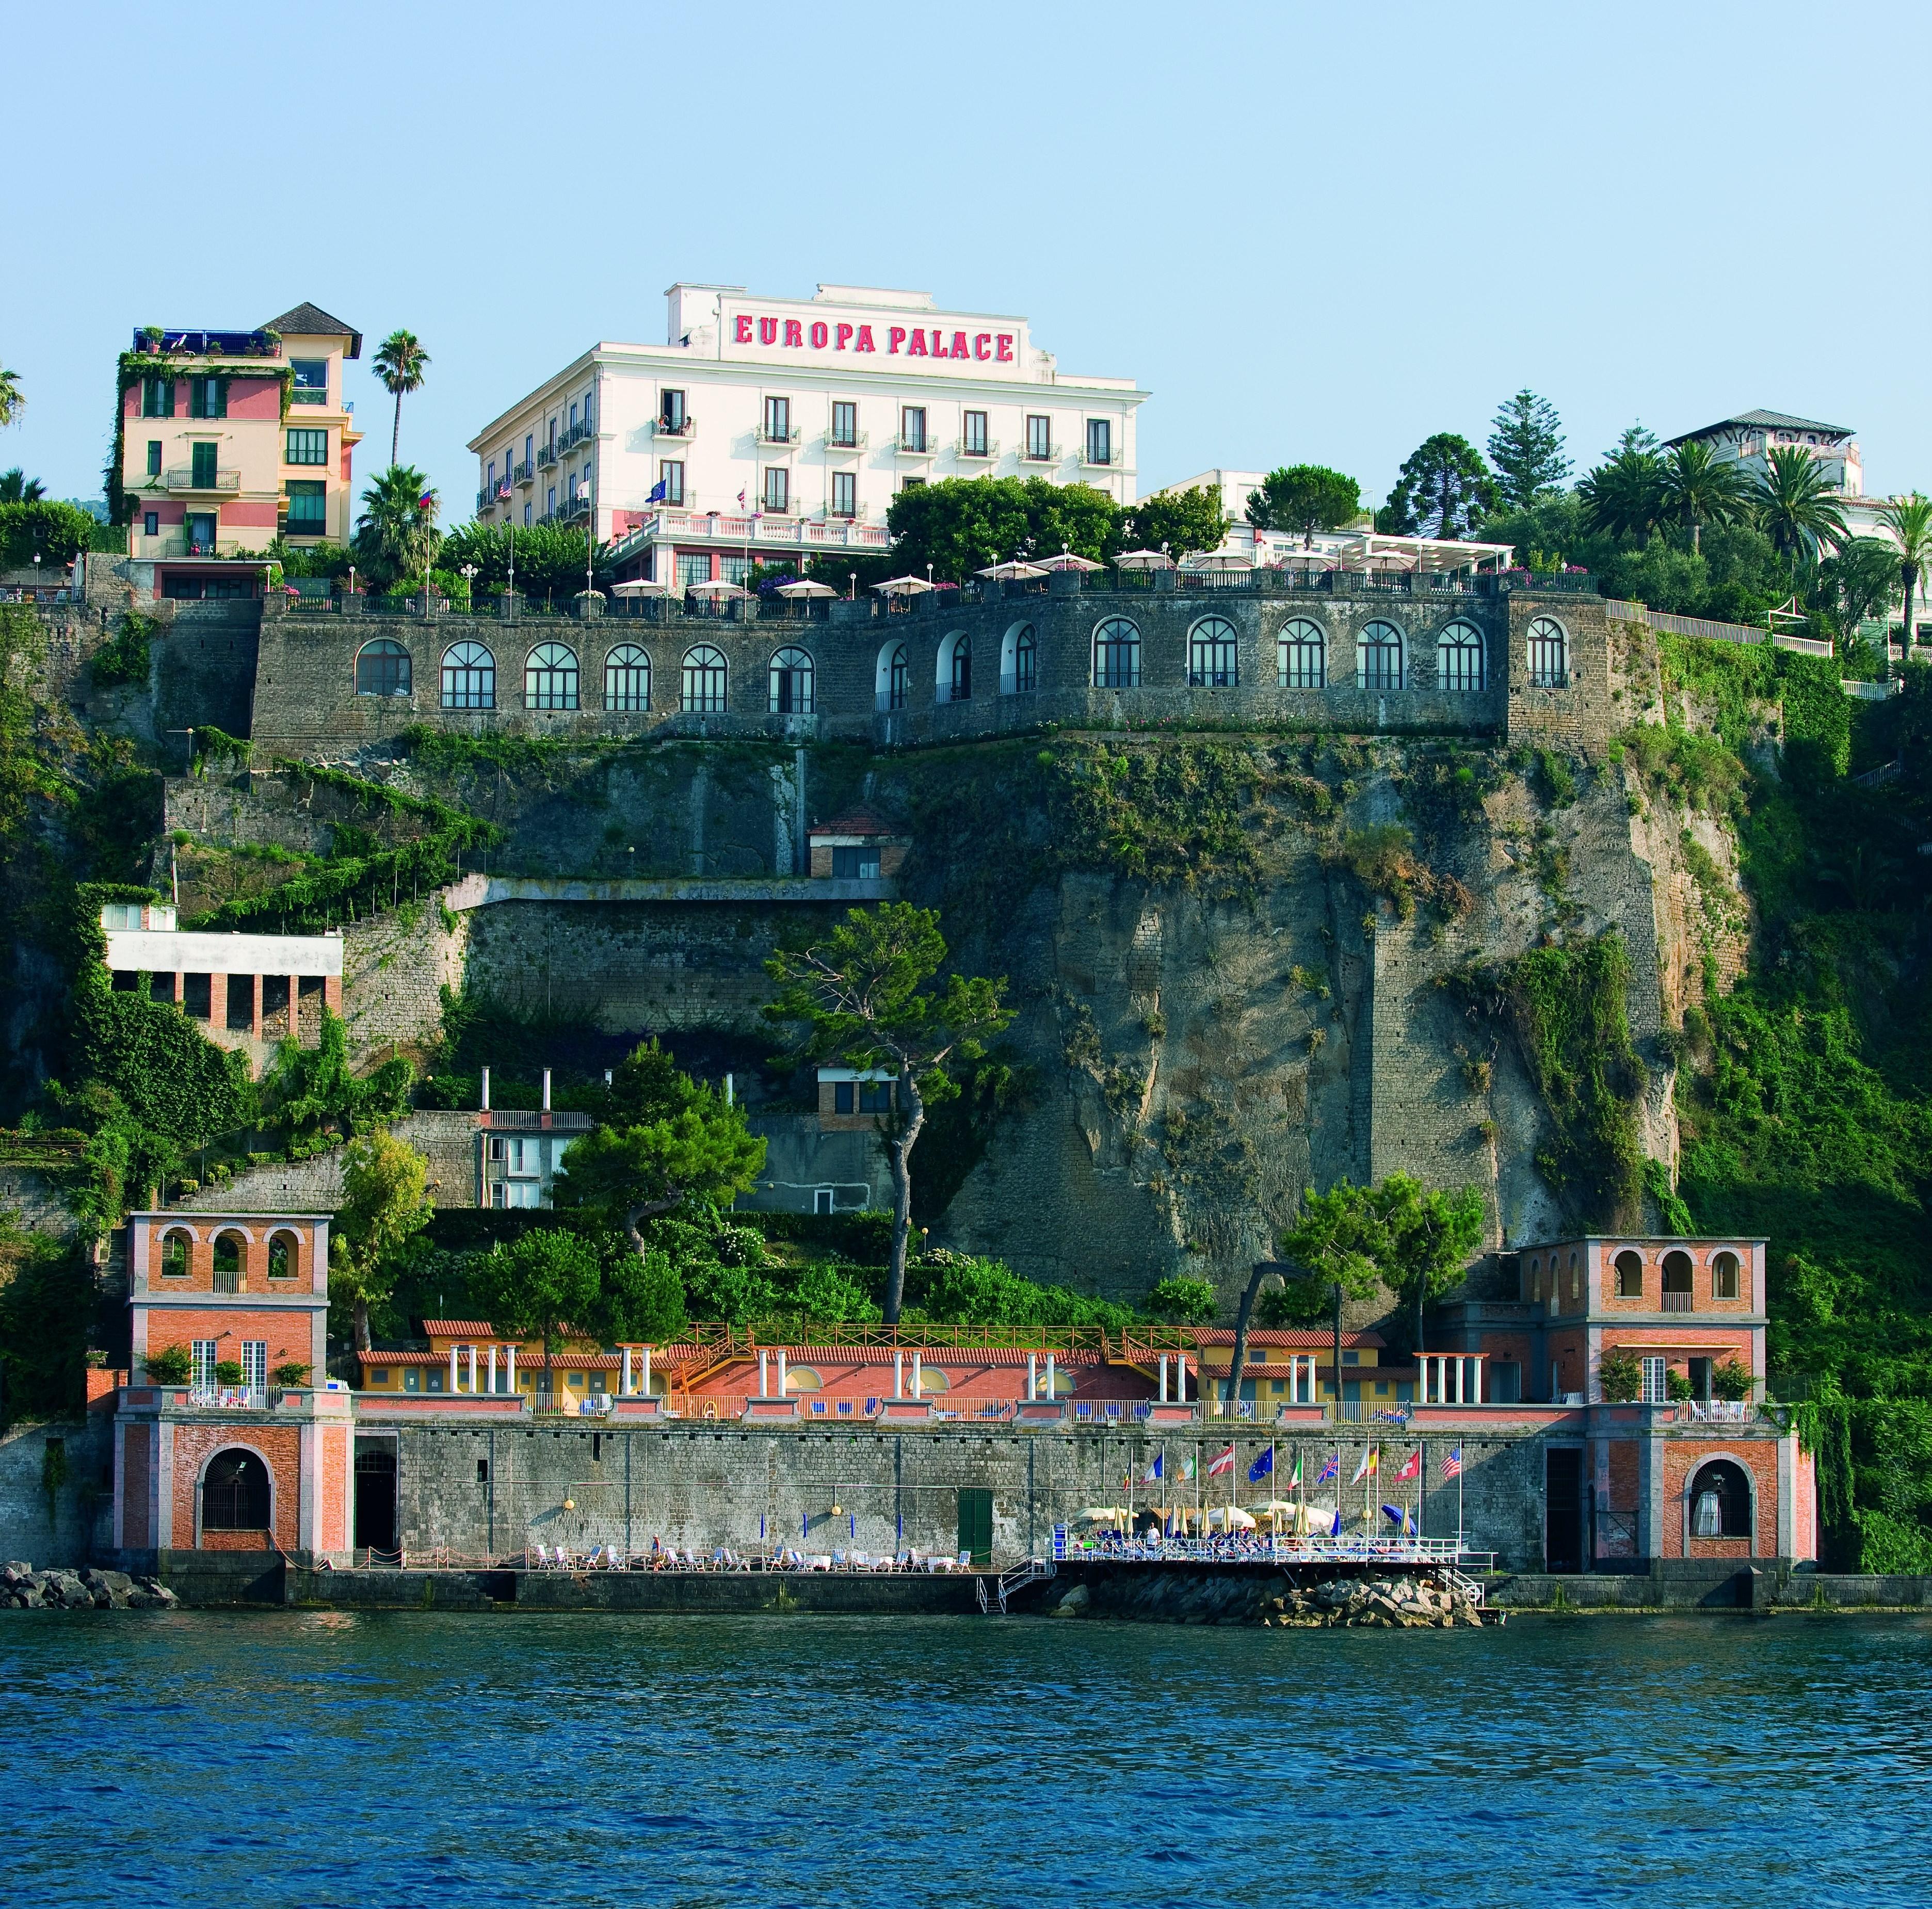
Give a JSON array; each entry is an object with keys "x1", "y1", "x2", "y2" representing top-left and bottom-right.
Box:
[{"x1": 1419, "y1": 1437, "x2": 1426, "y2": 1544}]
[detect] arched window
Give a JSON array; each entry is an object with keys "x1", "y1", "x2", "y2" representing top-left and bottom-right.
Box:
[
  {"x1": 1615, "y1": 1250, "x2": 1644, "y2": 1298},
  {"x1": 1528, "y1": 1256, "x2": 1542, "y2": 1303},
  {"x1": 1662, "y1": 1250, "x2": 1693, "y2": 1292},
  {"x1": 682, "y1": 645, "x2": 728, "y2": 714},
  {"x1": 1002, "y1": 623, "x2": 1036, "y2": 695},
  {"x1": 1527, "y1": 616, "x2": 1568, "y2": 687},
  {"x1": 1356, "y1": 621, "x2": 1404, "y2": 691},
  {"x1": 917, "y1": 1367, "x2": 950, "y2": 1394},
  {"x1": 877, "y1": 641, "x2": 908, "y2": 713},
  {"x1": 1689, "y1": 1459, "x2": 1752, "y2": 1539},
  {"x1": 267, "y1": 1232, "x2": 297, "y2": 1280},
  {"x1": 769, "y1": 646, "x2": 815, "y2": 715},
  {"x1": 1093, "y1": 617, "x2": 1140, "y2": 688},
  {"x1": 782, "y1": 1365, "x2": 822, "y2": 1392},
  {"x1": 201, "y1": 1449, "x2": 271, "y2": 1530},
  {"x1": 1713, "y1": 1250, "x2": 1741, "y2": 1300},
  {"x1": 212, "y1": 1232, "x2": 244, "y2": 1293},
  {"x1": 604, "y1": 644, "x2": 651, "y2": 713},
  {"x1": 440, "y1": 640, "x2": 495, "y2": 709},
  {"x1": 1277, "y1": 618, "x2": 1326, "y2": 689},
  {"x1": 355, "y1": 638, "x2": 411, "y2": 698},
  {"x1": 937, "y1": 632, "x2": 971, "y2": 703},
  {"x1": 1188, "y1": 616, "x2": 1239, "y2": 688},
  {"x1": 1437, "y1": 620, "x2": 1485, "y2": 692},
  {"x1": 160, "y1": 1231, "x2": 190, "y2": 1278},
  {"x1": 525, "y1": 642, "x2": 579, "y2": 710}
]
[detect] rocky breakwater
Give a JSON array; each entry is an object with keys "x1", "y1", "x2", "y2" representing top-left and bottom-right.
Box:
[
  {"x1": 1262, "y1": 1572, "x2": 1489, "y2": 1629},
  {"x1": 2, "y1": 1562, "x2": 180, "y2": 1610}
]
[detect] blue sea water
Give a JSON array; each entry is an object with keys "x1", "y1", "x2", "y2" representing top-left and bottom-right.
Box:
[{"x1": 2, "y1": 1610, "x2": 1929, "y2": 1906}]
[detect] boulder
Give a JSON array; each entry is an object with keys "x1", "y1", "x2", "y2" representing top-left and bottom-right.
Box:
[{"x1": 1050, "y1": 1583, "x2": 1091, "y2": 1619}]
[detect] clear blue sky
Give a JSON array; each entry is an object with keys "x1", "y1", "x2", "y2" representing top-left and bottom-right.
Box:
[{"x1": 7, "y1": 1, "x2": 1928, "y2": 519}]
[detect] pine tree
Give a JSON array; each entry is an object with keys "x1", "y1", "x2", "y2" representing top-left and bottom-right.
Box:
[{"x1": 1486, "y1": 391, "x2": 1572, "y2": 509}]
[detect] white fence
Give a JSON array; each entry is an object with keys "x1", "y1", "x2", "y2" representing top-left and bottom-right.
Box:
[{"x1": 1602, "y1": 597, "x2": 1834, "y2": 658}]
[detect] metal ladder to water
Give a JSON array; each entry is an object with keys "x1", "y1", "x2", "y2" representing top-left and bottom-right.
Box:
[{"x1": 977, "y1": 1556, "x2": 1058, "y2": 1615}]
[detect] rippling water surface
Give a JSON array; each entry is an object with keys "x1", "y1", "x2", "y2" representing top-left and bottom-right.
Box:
[{"x1": 3, "y1": 1610, "x2": 1929, "y2": 1905}]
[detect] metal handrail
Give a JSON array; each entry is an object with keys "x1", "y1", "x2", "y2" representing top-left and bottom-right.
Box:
[{"x1": 164, "y1": 466, "x2": 241, "y2": 493}]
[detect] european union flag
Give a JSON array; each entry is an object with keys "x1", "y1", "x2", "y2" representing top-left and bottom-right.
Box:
[
  {"x1": 647, "y1": 480, "x2": 668, "y2": 504},
  {"x1": 1248, "y1": 1447, "x2": 1274, "y2": 1483}
]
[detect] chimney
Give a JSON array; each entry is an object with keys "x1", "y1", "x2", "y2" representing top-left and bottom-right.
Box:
[
  {"x1": 480, "y1": 1066, "x2": 491, "y2": 1112},
  {"x1": 542, "y1": 1068, "x2": 552, "y2": 1112}
]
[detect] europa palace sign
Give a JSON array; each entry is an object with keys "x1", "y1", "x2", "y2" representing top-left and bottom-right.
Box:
[{"x1": 715, "y1": 298, "x2": 1034, "y2": 380}]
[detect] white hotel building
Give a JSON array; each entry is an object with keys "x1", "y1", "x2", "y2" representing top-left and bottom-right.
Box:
[{"x1": 466, "y1": 282, "x2": 1147, "y2": 587}]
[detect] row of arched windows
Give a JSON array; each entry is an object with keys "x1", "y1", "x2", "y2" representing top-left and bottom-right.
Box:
[
  {"x1": 158, "y1": 1226, "x2": 300, "y2": 1284},
  {"x1": 352, "y1": 616, "x2": 1570, "y2": 715},
  {"x1": 355, "y1": 641, "x2": 819, "y2": 716}
]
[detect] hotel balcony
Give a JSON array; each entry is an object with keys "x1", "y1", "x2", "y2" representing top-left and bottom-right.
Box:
[
  {"x1": 603, "y1": 510, "x2": 891, "y2": 567},
  {"x1": 559, "y1": 418, "x2": 597, "y2": 452},
  {"x1": 955, "y1": 437, "x2": 1001, "y2": 461},
  {"x1": 476, "y1": 483, "x2": 512, "y2": 513},
  {"x1": 512, "y1": 458, "x2": 535, "y2": 486},
  {"x1": 1020, "y1": 442, "x2": 1056, "y2": 463},
  {"x1": 1079, "y1": 446, "x2": 1116, "y2": 469},
  {"x1": 163, "y1": 466, "x2": 242, "y2": 493},
  {"x1": 134, "y1": 534, "x2": 255, "y2": 559},
  {"x1": 758, "y1": 424, "x2": 802, "y2": 448},
  {"x1": 289, "y1": 383, "x2": 330, "y2": 408},
  {"x1": 537, "y1": 444, "x2": 558, "y2": 470},
  {"x1": 1661, "y1": 1290, "x2": 1695, "y2": 1313},
  {"x1": 655, "y1": 416, "x2": 696, "y2": 440},
  {"x1": 892, "y1": 434, "x2": 936, "y2": 458},
  {"x1": 560, "y1": 493, "x2": 591, "y2": 522},
  {"x1": 823, "y1": 430, "x2": 869, "y2": 455}
]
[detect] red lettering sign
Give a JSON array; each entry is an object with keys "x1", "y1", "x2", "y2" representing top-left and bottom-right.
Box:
[
  {"x1": 889, "y1": 327, "x2": 907, "y2": 354},
  {"x1": 734, "y1": 315, "x2": 754, "y2": 343},
  {"x1": 758, "y1": 317, "x2": 778, "y2": 345},
  {"x1": 810, "y1": 321, "x2": 829, "y2": 349},
  {"x1": 783, "y1": 320, "x2": 803, "y2": 348},
  {"x1": 856, "y1": 325, "x2": 876, "y2": 352},
  {"x1": 996, "y1": 334, "x2": 1015, "y2": 361},
  {"x1": 930, "y1": 329, "x2": 947, "y2": 357},
  {"x1": 974, "y1": 333, "x2": 991, "y2": 360},
  {"x1": 950, "y1": 331, "x2": 970, "y2": 360},
  {"x1": 907, "y1": 330, "x2": 927, "y2": 357},
  {"x1": 835, "y1": 322, "x2": 854, "y2": 351}
]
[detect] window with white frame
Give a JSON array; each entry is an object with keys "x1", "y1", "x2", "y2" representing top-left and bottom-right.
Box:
[
  {"x1": 1640, "y1": 1355, "x2": 1668, "y2": 1404},
  {"x1": 192, "y1": 1340, "x2": 219, "y2": 1388},
  {"x1": 241, "y1": 1341, "x2": 267, "y2": 1392}
]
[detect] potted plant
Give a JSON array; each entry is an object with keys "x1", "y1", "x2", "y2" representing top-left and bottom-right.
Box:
[
  {"x1": 270, "y1": 1362, "x2": 312, "y2": 1394},
  {"x1": 1711, "y1": 1358, "x2": 1753, "y2": 1402},
  {"x1": 143, "y1": 1344, "x2": 192, "y2": 1384},
  {"x1": 140, "y1": 326, "x2": 165, "y2": 356},
  {"x1": 1596, "y1": 1348, "x2": 1641, "y2": 1402},
  {"x1": 214, "y1": 1358, "x2": 245, "y2": 1386}
]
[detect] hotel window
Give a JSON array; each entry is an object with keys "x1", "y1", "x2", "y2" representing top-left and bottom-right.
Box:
[
  {"x1": 901, "y1": 477, "x2": 925, "y2": 491},
  {"x1": 1438, "y1": 620, "x2": 1485, "y2": 692},
  {"x1": 764, "y1": 466, "x2": 790, "y2": 513},
  {"x1": 291, "y1": 359, "x2": 329, "y2": 405},
  {"x1": 676, "y1": 552, "x2": 712, "y2": 589},
  {"x1": 1026, "y1": 414, "x2": 1052, "y2": 460},
  {"x1": 659, "y1": 460, "x2": 685, "y2": 506},
  {"x1": 145, "y1": 440, "x2": 163, "y2": 478},
  {"x1": 143, "y1": 510, "x2": 159, "y2": 537},
  {"x1": 769, "y1": 646, "x2": 814, "y2": 715},
  {"x1": 524, "y1": 432, "x2": 534, "y2": 466},
  {"x1": 285, "y1": 481, "x2": 327, "y2": 536},
  {"x1": 720, "y1": 556, "x2": 750, "y2": 586},
  {"x1": 1188, "y1": 616, "x2": 1238, "y2": 687},
  {"x1": 192, "y1": 1340, "x2": 219, "y2": 1388},
  {"x1": 141, "y1": 377, "x2": 174, "y2": 417},
  {"x1": 187, "y1": 377, "x2": 227, "y2": 419},
  {"x1": 241, "y1": 1342, "x2": 267, "y2": 1392},
  {"x1": 900, "y1": 406, "x2": 927, "y2": 453},
  {"x1": 831, "y1": 470, "x2": 857, "y2": 519},
  {"x1": 547, "y1": 486, "x2": 556, "y2": 517},
  {"x1": 355, "y1": 639, "x2": 411, "y2": 698},
  {"x1": 1093, "y1": 617, "x2": 1140, "y2": 688},
  {"x1": 1278, "y1": 618, "x2": 1326, "y2": 688},
  {"x1": 661, "y1": 389, "x2": 686, "y2": 431},
  {"x1": 831, "y1": 400, "x2": 858, "y2": 448},
  {"x1": 441, "y1": 640, "x2": 496, "y2": 709},
  {"x1": 569, "y1": 400, "x2": 578, "y2": 431},
  {"x1": 764, "y1": 395, "x2": 792, "y2": 443},
  {"x1": 523, "y1": 502, "x2": 532, "y2": 526},
  {"x1": 1006, "y1": 623, "x2": 1036, "y2": 694},
  {"x1": 879, "y1": 641, "x2": 908, "y2": 711},
  {"x1": 1639, "y1": 1355, "x2": 1668, "y2": 1404},
  {"x1": 1615, "y1": 1250, "x2": 1644, "y2": 1298},
  {"x1": 1086, "y1": 418, "x2": 1112, "y2": 465},
  {"x1": 525, "y1": 642, "x2": 579, "y2": 710},
  {"x1": 186, "y1": 511, "x2": 217, "y2": 553},
  {"x1": 682, "y1": 644, "x2": 728, "y2": 714},
  {"x1": 963, "y1": 409, "x2": 989, "y2": 457},
  {"x1": 1527, "y1": 616, "x2": 1569, "y2": 687},
  {"x1": 190, "y1": 441, "x2": 219, "y2": 488},
  {"x1": 1713, "y1": 1251, "x2": 1741, "y2": 1300},
  {"x1": 604, "y1": 644, "x2": 651, "y2": 712},
  {"x1": 1357, "y1": 620, "x2": 1405, "y2": 691}
]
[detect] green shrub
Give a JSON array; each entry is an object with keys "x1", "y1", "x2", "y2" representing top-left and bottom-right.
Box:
[
  {"x1": 1147, "y1": 1275, "x2": 1217, "y2": 1325},
  {"x1": 1597, "y1": 1349, "x2": 1641, "y2": 1402},
  {"x1": 143, "y1": 1343, "x2": 192, "y2": 1384}
]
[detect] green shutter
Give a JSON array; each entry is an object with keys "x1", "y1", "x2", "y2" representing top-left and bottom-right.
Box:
[{"x1": 191, "y1": 442, "x2": 217, "y2": 488}]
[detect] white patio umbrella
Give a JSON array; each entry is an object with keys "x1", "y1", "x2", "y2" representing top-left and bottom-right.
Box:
[
  {"x1": 610, "y1": 579, "x2": 669, "y2": 596},
  {"x1": 685, "y1": 579, "x2": 748, "y2": 598},
  {"x1": 1073, "y1": 1506, "x2": 1130, "y2": 1526},
  {"x1": 1206, "y1": 1505, "x2": 1258, "y2": 1530},
  {"x1": 774, "y1": 579, "x2": 839, "y2": 597},
  {"x1": 872, "y1": 574, "x2": 937, "y2": 595},
  {"x1": 1113, "y1": 548, "x2": 1174, "y2": 571},
  {"x1": 975, "y1": 560, "x2": 1050, "y2": 580},
  {"x1": 1183, "y1": 551, "x2": 1257, "y2": 573},
  {"x1": 1036, "y1": 551, "x2": 1103, "y2": 573}
]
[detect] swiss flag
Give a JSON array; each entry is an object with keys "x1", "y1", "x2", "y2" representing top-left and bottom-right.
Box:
[{"x1": 1396, "y1": 1449, "x2": 1422, "y2": 1482}]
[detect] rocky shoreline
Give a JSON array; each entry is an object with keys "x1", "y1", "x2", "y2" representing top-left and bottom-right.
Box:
[
  {"x1": 1258, "y1": 1571, "x2": 1491, "y2": 1628},
  {"x1": 3, "y1": 1562, "x2": 180, "y2": 1610}
]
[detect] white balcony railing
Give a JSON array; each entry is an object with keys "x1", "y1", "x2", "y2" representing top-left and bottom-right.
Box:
[
  {"x1": 164, "y1": 466, "x2": 242, "y2": 493},
  {"x1": 187, "y1": 1385, "x2": 266, "y2": 1409}
]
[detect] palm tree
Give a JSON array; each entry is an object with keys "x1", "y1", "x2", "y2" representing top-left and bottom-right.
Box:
[
  {"x1": 373, "y1": 330, "x2": 430, "y2": 466},
  {"x1": 353, "y1": 465, "x2": 440, "y2": 591},
  {"x1": 1579, "y1": 445, "x2": 1668, "y2": 540},
  {"x1": 1755, "y1": 444, "x2": 1847, "y2": 570},
  {"x1": 1877, "y1": 493, "x2": 1932, "y2": 683},
  {"x1": 0, "y1": 364, "x2": 21, "y2": 429},
  {"x1": 1659, "y1": 440, "x2": 1750, "y2": 554},
  {"x1": 0, "y1": 468, "x2": 45, "y2": 503}
]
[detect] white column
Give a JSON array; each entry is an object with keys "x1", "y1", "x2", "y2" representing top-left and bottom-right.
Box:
[
  {"x1": 621, "y1": 1347, "x2": 632, "y2": 1397},
  {"x1": 641, "y1": 1346, "x2": 651, "y2": 1398},
  {"x1": 480, "y1": 1065, "x2": 491, "y2": 1111},
  {"x1": 893, "y1": 1350, "x2": 903, "y2": 1400},
  {"x1": 1177, "y1": 1353, "x2": 1187, "y2": 1401},
  {"x1": 759, "y1": 1350, "x2": 769, "y2": 1398},
  {"x1": 911, "y1": 1351, "x2": 922, "y2": 1400},
  {"x1": 1452, "y1": 1357, "x2": 1463, "y2": 1405},
  {"x1": 448, "y1": 1345, "x2": 459, "y2": 1394},
  {"x1": 1043, "y1": 1352, "x2": 1054, "y2": 1402},
  {"x1": 468, "y1": 1345, "x2": 478, "y2": 1396},
  {"x1": 1029, "y1": 1353, "x2": 1039, "y2": 1402},
  {"x1": 542, "y1": 1068, "x2": 552, "y2": 1112},
  {"x1": 777, "y1": 1350, "x2": 787, "y2": 1397},
  {"x1": 1158, "y1": 1353, "x2": 1168, "y2": 1403},
  {"x1": 1470, "y1": 1354, "x2": 1484, "y2": 1404},
  {"x1": 488, "y1": 1343, "x2": 498, "y2": 1395},
  {"x1": 506, "y1": 1345, "x2": 517, "y2": 1394}
]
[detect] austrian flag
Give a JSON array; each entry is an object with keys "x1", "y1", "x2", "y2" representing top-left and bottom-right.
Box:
[{"x1": 1205, "y1": 1444, "x2": 1236, "y2": 1478}]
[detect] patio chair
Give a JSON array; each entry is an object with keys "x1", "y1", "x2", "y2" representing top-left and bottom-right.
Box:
[
  {"x1": 809, "y1": 1399, "x2": 828, "y2": 1416},
  {"x1": 1074, "y1": 1402, "x2": 1093, "y2": 1420},
  {"x1": 957, "y1": 1550, "x2": 972, "y2": 1567},
  {"x1": 837, "y1": 1399, "x2": 855, "y2": 1416},
  {"x1": 865, "y1": 1397, "x2": 880, "y2": 1414}
]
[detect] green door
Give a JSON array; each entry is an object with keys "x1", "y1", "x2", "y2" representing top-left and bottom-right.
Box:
[{"x1": 957, "y1": 1487, "x2": 993, "y2": 1566}]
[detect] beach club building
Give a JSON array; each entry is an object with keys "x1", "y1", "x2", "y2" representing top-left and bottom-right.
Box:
[{"x1": 465, "y1": 282, "x2": 1147, "y2": 589}]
